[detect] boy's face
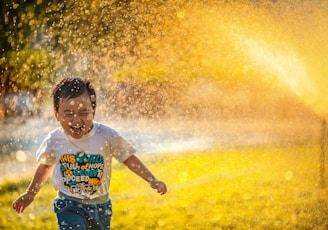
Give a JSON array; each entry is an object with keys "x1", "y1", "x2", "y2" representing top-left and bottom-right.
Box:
[{"x1": 54, "y1": 92, "x2": 95, "y2": 139}]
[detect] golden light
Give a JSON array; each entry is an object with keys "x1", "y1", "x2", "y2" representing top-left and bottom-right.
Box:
[
  {"x1": 150, "y1": 1, "x2": 328, "y2": 116},
  {"x1": 238, "y1": 35, "x2": 315, "y2": 97}
]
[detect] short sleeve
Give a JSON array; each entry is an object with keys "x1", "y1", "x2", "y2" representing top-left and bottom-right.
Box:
[
  {"x1": 36, "y1": 134, "x2": 56, "y2": 165},
  {"x1": 109, "y1": 134, "x2": 136, "y2": 163}
]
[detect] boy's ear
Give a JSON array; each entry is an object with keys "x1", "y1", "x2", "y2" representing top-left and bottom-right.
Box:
[{"x1": 54, "y1": 110, "x2": 60, "y2": 121}]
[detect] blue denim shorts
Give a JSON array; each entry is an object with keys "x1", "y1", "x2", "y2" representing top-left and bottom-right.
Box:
[{"x1": 53, "y1": 196, "x2": 112, "y2": 230}]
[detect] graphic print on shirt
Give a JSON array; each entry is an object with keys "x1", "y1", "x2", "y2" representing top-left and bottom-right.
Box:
[{"x1": 59, "y1": 151, "x2": 104, "y2": 195}]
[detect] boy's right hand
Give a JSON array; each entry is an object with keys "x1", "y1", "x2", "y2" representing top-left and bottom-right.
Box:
[
  {"x1": 12, "y1": 192, "x2": 35, "y2": 213},
  {"x1": 150, "y1": 179, "x2": 167, "y2": 195}
]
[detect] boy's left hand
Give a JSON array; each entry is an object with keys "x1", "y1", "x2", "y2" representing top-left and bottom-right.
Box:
[
  {"x1": 150, "y1": 180, "x2": 167, "y2": 195},
  {"x1": 12, "y1": 192, "x2": 35, "y2": 213}
]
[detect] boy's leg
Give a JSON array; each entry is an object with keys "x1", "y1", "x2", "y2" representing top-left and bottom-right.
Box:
[
  {"x1": 53, "y1": 198, "x2": 88, "y2": 230},
  {"x1": 85, "y1": 200, "x2": 112, "y2": 230}
]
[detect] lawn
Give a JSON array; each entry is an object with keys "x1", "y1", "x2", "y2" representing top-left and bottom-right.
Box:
[{"x1": 1, "y1": 144, "x2": 327, "y2": 229}]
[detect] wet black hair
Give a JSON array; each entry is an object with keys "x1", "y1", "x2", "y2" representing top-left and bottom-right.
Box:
[{"x1": 52, "y1": 78, "x2": 96, "y2": 112}]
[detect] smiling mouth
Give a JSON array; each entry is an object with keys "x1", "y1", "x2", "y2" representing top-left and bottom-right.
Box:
[{"x1": 70, "y1": 125, "x2": 85, "y2": 135}]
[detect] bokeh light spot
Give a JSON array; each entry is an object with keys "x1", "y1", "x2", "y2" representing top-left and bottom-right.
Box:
[
  {"x1": 285, "y1": 171, "x2": 294, "y2": 181},
  {"x1": 16, "y1": 150, "x2": 27, "y2": 162}
]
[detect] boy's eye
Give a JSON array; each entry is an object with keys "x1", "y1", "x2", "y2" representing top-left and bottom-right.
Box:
[
  {"x1": 78, "y1": 112, "x2": 91, "y2": 117},
  {"x1": 62, "y1": 110, "x2": 92, "y2": 118},
  {"x1": 64, "y1": 113, "x2": 74, "y2": 117}
]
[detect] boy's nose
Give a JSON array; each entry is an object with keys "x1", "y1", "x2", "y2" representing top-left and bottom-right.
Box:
[{"x1": 71, "y1": 114, "x2": 83, "y2": 123}]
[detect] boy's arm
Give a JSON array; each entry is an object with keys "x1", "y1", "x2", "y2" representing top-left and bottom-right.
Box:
[
  {"x1": 12, "y1": 163, "x2": 54, "y2": 213},
  {"x1": 123, "y1": 155, "x2": 167, "y2": 195}
]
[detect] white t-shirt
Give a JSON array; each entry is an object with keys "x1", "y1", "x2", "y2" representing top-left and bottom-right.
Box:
[{"x1": 36, "y1": 121, "x2": 136, "y2": 200}]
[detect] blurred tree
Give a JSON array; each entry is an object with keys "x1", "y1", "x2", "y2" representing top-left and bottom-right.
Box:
[{"x1": 0, "y1": 0, "x2": 55, "y2": 96}]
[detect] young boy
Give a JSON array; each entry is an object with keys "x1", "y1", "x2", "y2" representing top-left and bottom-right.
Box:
[{"x1": 12, "y1": 78, "x2": 167, "y2": 229}]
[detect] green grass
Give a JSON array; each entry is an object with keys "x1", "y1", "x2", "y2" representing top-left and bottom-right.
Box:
[{"x1": 1, "y1": 144, "x2": 328, "y2": 229}]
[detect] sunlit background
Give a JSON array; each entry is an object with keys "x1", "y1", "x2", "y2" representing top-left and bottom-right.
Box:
[{"x1": 1, "y1": 0, "x2": 328, "y2": 229}]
